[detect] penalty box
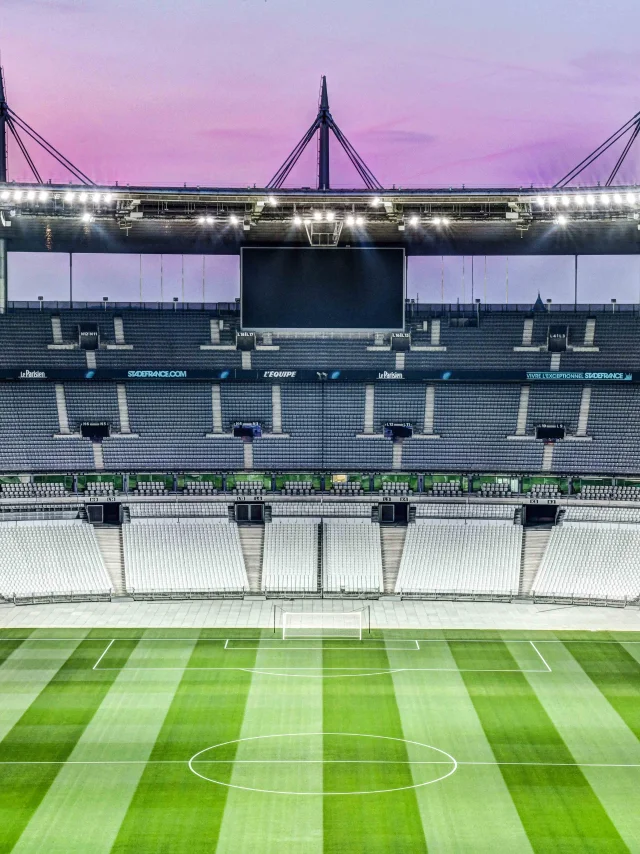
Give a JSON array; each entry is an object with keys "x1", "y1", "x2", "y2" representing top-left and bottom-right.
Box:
[{"x1": 91, "y1": 637, "x2": 553, "y2": 673}]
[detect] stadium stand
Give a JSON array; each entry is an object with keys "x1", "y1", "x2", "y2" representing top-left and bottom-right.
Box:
[
  {"x1": 270, "y1": 502, "x2": 371, "y2": 517},
  {"x1": 415, "y1": 503, "x2": 516, "y2": 519},
  {"x1": 261, "y1": 519, "x2": 319, "y2": 593},
  {"x1": 395, "y1": 518, "x2": 522, "y2": 595},
  {"x1": 0, "y1": 519, "x2": 111, "y2": 600},
  {"x1": 126, "y1": 502, "x2": 228, "y2": 518},
  {"x1": 532, "y1": 520, "x2": 640, "y2": 601},
  {"x1": 123, "y1": 517, "x2": 248, "y2": 594},
  {"x1": 322, "y1": 518, "x2": 384, "y2": 593}
]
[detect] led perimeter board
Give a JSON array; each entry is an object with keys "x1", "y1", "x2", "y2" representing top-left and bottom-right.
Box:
[{"x1": 240, "y1": 247, "x2": 405, "y2": 331}]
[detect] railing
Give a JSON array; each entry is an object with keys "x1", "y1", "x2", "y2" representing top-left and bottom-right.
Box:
[
  {"x1": 11, "y1": 589, "x2": 113, "y2": 606},
  {"x1": 127, "y1": 588, "x2": 246, "y2": 601}
]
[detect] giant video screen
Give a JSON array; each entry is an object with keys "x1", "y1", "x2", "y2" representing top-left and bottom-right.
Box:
[{"x1": 241, "y1": 247, "x2": 405, "y2": 330}]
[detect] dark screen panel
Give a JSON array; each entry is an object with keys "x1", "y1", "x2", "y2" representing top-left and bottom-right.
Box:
[{"x1": 241, "y1": 247, "x2": 405, "y2": 330}]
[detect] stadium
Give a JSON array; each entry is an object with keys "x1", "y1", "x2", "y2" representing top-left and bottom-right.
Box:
[{"x1": 2, "y1": 28, "x2": 640, "y2": 852}]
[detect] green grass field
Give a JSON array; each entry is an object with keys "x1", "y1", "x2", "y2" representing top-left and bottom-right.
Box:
[{"x1": 1, "y1": 627, "x2": 640, "y2": 853}]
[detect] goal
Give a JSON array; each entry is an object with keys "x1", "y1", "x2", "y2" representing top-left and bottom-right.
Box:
[{"x1": 282, "y1": 611, "x2": 363, "y2": 640}]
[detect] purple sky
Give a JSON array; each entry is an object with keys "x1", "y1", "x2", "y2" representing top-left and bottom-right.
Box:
[{"x1": 2, "y1": 0, "x2": 640, "y2": 301}]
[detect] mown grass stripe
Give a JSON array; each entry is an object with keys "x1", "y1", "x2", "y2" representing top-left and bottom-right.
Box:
[
  {"x1": 449, "y1": 640, "x2": 629, "y2": 853},
  {"x1": 564, "y1": 640, "x2": 640, "y2": 741},
  {"x1": 0, "y1": 636, "x2": 137, "y2": 853},
  {"x1": 11, "y1": 634, "x2": 198, "y2": 854},
  {"x1": 322, "y1": 641, "x2": 427, "y2": 853},
  {"x1": 214, "y1": 634, "x2": 323, "y2": 854},
  {"x1": 111, "y1": 632, "x2": 258, "y2": 853},
  {"x1": 387, "y1": 639, "x2": 535, "y2": 852}
]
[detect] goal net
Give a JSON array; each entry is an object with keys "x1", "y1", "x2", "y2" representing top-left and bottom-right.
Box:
[{"x1": 282, "y1": 611, "x2": 363, "y2": 640}]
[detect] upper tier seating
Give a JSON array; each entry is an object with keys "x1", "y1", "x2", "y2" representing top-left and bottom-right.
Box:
[
  {"x1": 123, "y1": 518, "x2": 248, "y2": 593},
  {"x1": 415, "y1": 503, "x2": 516, "y2": 519},
  {"x1": 532, "y1": 521, "x2": 640, "y2": 601},
  {"x1": 322, "y1": 519, "x2": 384, "y2": 593},
  {"x1": 270, "y1": 502, "x2": 371, "y2": 517},
  {"x1": 0, "y1": 520, "x2": 111, "y2": 598},
  {"x1": 261, "y1": 520, "x2": 319, "y2": 593},
  {"x1": 395, "y1": 519, "x2": 522, "y2": 595}
]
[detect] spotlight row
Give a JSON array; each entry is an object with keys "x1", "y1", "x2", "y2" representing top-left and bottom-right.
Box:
[
  {"x1": 536, "y1": 192, "x2": 637, "y2": 209},
  {"x1": 0, "y1": 189, "x2": 114, "y2": 204}
]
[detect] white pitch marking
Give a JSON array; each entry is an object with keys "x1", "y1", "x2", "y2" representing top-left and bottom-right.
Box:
[
  {"x1": 0, "y1": 759, "x2": 639, "y2": 769},
  {"x1": 529, "y1": 641, "x2": 553, "y2": 672},
  {"x1": 92, "y1": 639, "x2": 115, "y2": 671}
]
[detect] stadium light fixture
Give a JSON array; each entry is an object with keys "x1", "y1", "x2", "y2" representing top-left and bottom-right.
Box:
[
  {"x1": 229, "y1": 214, "x2": 239, "y2": 225},
  {"x1": 601, "y1": 194, "x2": 610, "y2": 206},
  {"x1": 0, "y1": 190, "x2": 10, "y2": 201},
  {"x1": 371, "y1": 196, "x2": 381, "y2": 207},
  {"x1": 79, "y1": 192, "x2": 88, "y2": 203},
  {"x1": 313, "y1": 210, "x2": 322, "y2": 221},
  {"x1": 325, "y1": 211, "x2": 335, "y2": 222},
  {"x1": 345, "y1": 214, "x2": 355, "y2": 226},
  {"x1": 92, "y1": 192, "x2": 101, "y2": 204},
  {"x1": 197, "y1": 216, "x2": 206, "y2": 224},
  {"x1": 556, "y1": 214, "x2": 568, "y2": 225},
  {"x1": 26, "y1": 190, "x2": 36, "y2": 201},
  {"x1": 13, "y1": 190, "x2": 23, "y2": 202},
  {"x1": 433, "y1": 216, "x2": 442, "y2": 226},
  {"x1": 613, "y1": 193, "x2": 623, "y2": 205},
  {"x1": 549, "y1": 196, "x2": 558, "y2": 207},
  {"x1": 205, "y1": 216, "x2": 215, "y2": 224},
  {"x1": 293, "y1": 215, "x2": 303, "y2": 226},
  {"x1": 38, "y1": 190, "x2": 49, "y2": 202},
  {"x1": 536, "y1": 196, "x2": 545, "y2": 207},
  {"x1": 64, "y1": 191, "x2": 74, "y2": 203},
  {"x1": 442, "y1": 216, "x2": 451, "y2": 226},
  {"x1": 409, "y1": 215, "x2": 419, "y2": 226},
  {"x1": 562, "y1": 196, "x2": 571, "y2": 207},
  {"x1": 586, "y1": 194, "x2": 595, "y2": 205},
  {"x1": 103, "y1": 193, "x2": 113, "y2": 204},
  {"x1": 81, "y1": 211, "x2": 93, "y2": 223},
  {"x1": 355, "y1": 215, "x2": 365, "y2": 226},
  {"x1": 576, "y1": 196, "x2": 585, "y2": 207},
  {"x1": 626, "y1": 192, "x2": 636, "y2": 205}
]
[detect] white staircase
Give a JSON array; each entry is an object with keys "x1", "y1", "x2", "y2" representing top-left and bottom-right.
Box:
[
  {"x1": 423, "y1": 385, "x2": 435, "y2": 434},
  {"x1": 271, "y1": 384, "x2": 282, "y2": 433},
  {"x1": 116, "y1": 384, "x2": 131, "y2": 433},
  {"x1": 209, "y1": 318, "x2": 221, "y2": 345},
  {"x1": 584, "y1": 317, "x2": 596, "y2": 346},
  {"x1": 515, "y1": 385, "x2": 530, "y2": 435},
  {"x1": 541, "y1": 443, "x2": 554, "y2": 472},
  {"x1": 576, "y1": 386, "x2": 591, "y2": 436},
  {"x1": 241, "y1": 350, "x2": 252, "y2": 369},
  {"x1": 54, "y1": 384, "x2": 70, "y2": 434},
  {"x1": 243, "y1": 442, "x2": 254, "y2": 470},
  {"x1": 92, "y1": 442, "x2": 105, "y2": 470},
  {"x1": 380, "y1": 527, "x2": 407, "y2": 593},
  {"x1": 519, "y1": 527, "x2": 553, "y2": 596},
  {"x1": 550, "y1": 352, "x2": 561, "y2": 371},
  {"x1": 522, "y1": 317, "x2": 534, "y2": 346},
  {"x1": 395, "y1": 352, "x2": 405, "y2": 370},
  {"x1": 392, "y1": 442, "x2": 403, "y2": 470},
  {"x1": 85, "y1": 350, "x2": 97, "y2": 369},
  {"x1": 113, "y1": 316, "x2": 126, "y2": 344},
  {"x1": 51, "y1": 315, "x2": 63, "y2": 344},
  {"x1": 431, "y1": 318, "x2": 441, "y2": 346},
  {"x1": 237, "y1": 526, "x2": 264, "y2": 593},
  {"x1": 211, "y1": 385, "x2": 223, "y2": 433},
  {"x1": 363, "y1": 384, "x2": 375, "y2": 433},
  {"x1": 94, "y1": 526, "x2": 126, "y2": 595}
]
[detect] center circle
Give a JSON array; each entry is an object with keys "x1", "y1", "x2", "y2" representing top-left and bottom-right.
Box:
[{"x1": 189, "y1": 733, "x2": 457, "y2": 795}]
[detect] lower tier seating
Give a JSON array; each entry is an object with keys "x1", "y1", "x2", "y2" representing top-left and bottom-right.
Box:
[
  {"x1": 531, "y1": 522, "x2": 640, "y2": 601},
  {"x1": 123, "y1": 518, "x2": 248, "y2": 593},
  {"x1": 261, "y1": 520, "x2": 319, "y2": 593},
  {"x1": 395, "y1": 519, "x2": 522, "y2": 595},
  {"x1": 0, "y1": 520, "x2": 111, "y2": 598},
  {"x1": 322, "y1": 519, "x2": 384, "y2": 593}
]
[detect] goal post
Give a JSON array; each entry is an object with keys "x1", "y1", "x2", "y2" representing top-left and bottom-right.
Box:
[{"x1": 282, "y1": 611, "x2": 363, "y2": 640}]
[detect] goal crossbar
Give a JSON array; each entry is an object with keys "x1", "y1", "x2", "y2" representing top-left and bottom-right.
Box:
[{"x1": 282, "y1": 611, "x2": 363, "y2": 640}]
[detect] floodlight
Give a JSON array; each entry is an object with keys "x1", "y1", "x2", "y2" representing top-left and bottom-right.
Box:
[
  {"x1": 103, "y1": 193, "x2": 113, "y2": 204},
  {"x1": 0, "y1": 190, "x2": 9, "y2": 201},
  {"x1": 325, "y1": 210, "x2": 335, "y2": 222},
  {"x1": 557, "y1": 214, "x2": 568, "y2": 225},
  {"x1": 613, "y1": 193, "x2": 623, "y2": 205},
  {"x1": 562, "y1": 196, "x2": 570, "y2": 207},
  {"x1": 586, "y1": 194, "x2": 595, "y2": 205},
  {"x1": 13, "y1": 190, "x2": 23, "y2": 202},
  {"x1": 38, "y1": 190, "x2": 49, "y2": 202},
  {"x1": 205, "y1": 216, "x2": 214, "y2": 224},
  {"x1": 81, "y1": 211, "x2": 92, "y2": 223},
  {"x1": 371, "y1": 196, "x2": 381, "y2": 207},
  {"x1": 64, "y1": 191, "x2": 74, "y2": 203},
  {"x1": 576, "y1": 195, "x2": 585, "y2": 207},
  {"x1": 626, "y1": 193, "x2": 636, "y2": 205},
  {"x1": 433, "y1": 216, "x2": 442, "y2": 226},
  {"x1": 79, "y1": 192, "x2": 88, "y2": 203},
  {"x1": 346, "y1": 214, "x2": 355, "y2": 226},
  {"x1": 229, "y1": 214, "x2": 239, "y2": 225},
  {"x1": 26, "y1": 190, "x2": 36, "y2": 201},
  {"x1": 441, "y1": 216, "x2": 450, "y2": 225},
  {"x1": 197, "y1": 216, "x2": 206, "y2": 224},
  {"x1": 601, "y1": 194, "x2": 610, "y2": 206},
  {"x1": 536, "y1": 196, "x2": 545, "y2": 207},
  {"x1": 313, "y1": 210, "x2": 322, "y2": 221},
  {"x1": 293, "y1": 215, "x2": 302, "y2": 226},
  {"x1": 355, "y1": 215, "x2": 365, "y2": 226},
  {"x1": 268, "y1": 195, "x2": 277, "y2": 206},
  {"x1": 549, "y1": 196, "x2": 558, "y2": 207},
  {"x1": 409, "y1": 215, "x2": 419, "y2": 226}
]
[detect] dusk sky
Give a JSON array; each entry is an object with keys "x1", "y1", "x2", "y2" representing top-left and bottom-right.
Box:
[{"x1": 2, "y1": 0, "x2": 640, "y2": 302}]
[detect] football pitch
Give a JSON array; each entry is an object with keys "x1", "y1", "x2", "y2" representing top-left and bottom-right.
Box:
[{"x1": 1, "y1": 629, "x2": 640, "y2": 852}]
